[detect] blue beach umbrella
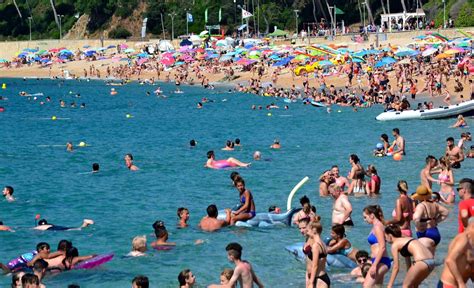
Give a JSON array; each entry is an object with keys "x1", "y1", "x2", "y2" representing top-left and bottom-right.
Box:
[
  {"x1": 23, "y1": 48, "x2": 38, "y2": 53},
  {"x1": 219, "y1": 55, "x2": 233, "y2": 62},
  {"x1": 381, "y1": 57, "x2": 396, "y2": 64},
  {"x1": 107, "y1": 45, "x2": 116, "y2": 49},
  {"x1": 318, "y1": 60, "x2": 334, "y2": 67}
]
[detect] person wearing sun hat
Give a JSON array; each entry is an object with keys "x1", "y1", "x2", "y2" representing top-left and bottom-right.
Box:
[{"x1": 412, "y1": 185, "x2": 449, "y2": 256}]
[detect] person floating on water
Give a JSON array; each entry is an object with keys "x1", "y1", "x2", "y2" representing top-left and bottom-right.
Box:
[
  {"x1": 34, "y1": 219, "x2": 94, "y2": 231},
  {"x1": 3, "y1": 185, "x2": 15, "y2": 202},
  {"x1": 205, "y1": 151, "x2": 250, "y2": 169}
]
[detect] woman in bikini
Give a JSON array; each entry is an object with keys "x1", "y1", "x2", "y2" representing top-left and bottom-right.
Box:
[
  {"x1": 363, "y1": 205, "x2": 390, "y2": 287},
  {"x1": 386, "y1": 181, "x2": 413, "y2": 238},
  {"x1": 326, "y1": 224, "x2": 359, "y2": 262},
  {"x1": 304, "y1": 221, "x2": 330, "y2": 288},
  {"x1": 437, "y1": 156, "x2": 455, "y2": 204},
  {"x1": 385, "y1": 224, "x2": 435, "y2": 288},
  {"x1": 412, "y1": 186, "x2": 449, "y2": 256},
  {"x1": 230, "y1": 178, "x2": 256, "y2": 225}
]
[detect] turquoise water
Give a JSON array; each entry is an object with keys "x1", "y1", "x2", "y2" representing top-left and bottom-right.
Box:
[{"x1": 0, "y1": 78, "x2": 472, "y2": 287}]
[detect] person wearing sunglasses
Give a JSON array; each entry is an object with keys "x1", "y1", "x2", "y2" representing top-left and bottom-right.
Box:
[
  {"x1": 350, "y1": 250, "x2": 370, "y2": 283},
  {"x1": 458, "y1": 178, "x2": 473, "y2": 233}
]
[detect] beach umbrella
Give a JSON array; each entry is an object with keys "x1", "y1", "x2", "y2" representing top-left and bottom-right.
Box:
[
  {"x1": 216, "y1": 40, "x2": 229, "y2": 47},
  {"x1": 160, "y1": 56, "x2": 175, "y2": 66},
  {"x1": 395, "y1": 50, "x2": 416, "y2": 57},
  {"x1": 137, "y1": 58, "x2": 148, "y2": 65},
  {"x1": 83, "y1": 45, "x2": 91, "y2": 48},
  {"x1": 318, "y1": 60, "x2": 334, "y2": 67},
  {"x1": 23, "y1": 48, "x2": 38, "y2": 53},
  {"x1": 180, "y1": 39, "x2": 193, "y2": 47},
  {"x1": 381, "y1": 57, "x2": 396, "y2": 64},
  {"x1": 219, "y1": 55, "x2": 233, "y2": 62},
  {"x1": 398, "y1": 58, "x2": 411, "y2": 64},
  {"x1": 0, "y1": 58, "x2": 8, "y2": 63},
  {"x1": 97, "y1": 47, "x2": 107, "y2": 51},
  {"x1": 119, "y1": 44, "x2": 128, "y2": 49},
  {"x1": 422, "y1": 47, "x2": 437, "y2": 57},
  {"x1": 350, "y1": 57, "x2": 364, "y2": 63},
  {"x1": 136, "y1": 53, "x2": 149, "y2": 58},
  {"x1": 445, "y1": 48, "x2": 464, "y2": 54},
  {"x1": 199, "y1": 30, "x2": 209, "y2": 37},
  {"x1": 107, "y1": 45, "x2": 116, "y2": 49},
  {"x1": 435, "y1": 53, "x2": 453, "y2": 59},
  {"x1": 37, "y1": 49, "x2": 48, "y2": 55},
  {"x1": 124, "y1": 48, "x2": 135, "y2": 53},
  {"x1": 236, "y1": 58, "x2": 251, "y2": 65}
]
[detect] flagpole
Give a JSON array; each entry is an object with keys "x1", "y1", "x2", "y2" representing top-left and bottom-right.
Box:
[{"x1": 186, "y1": 9, "x2": 190, "y2": 36}]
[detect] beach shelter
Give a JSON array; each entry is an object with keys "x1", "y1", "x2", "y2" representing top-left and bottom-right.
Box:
[
  {"x1": 435, "y1": 53, "x2": 452, "y2": 59},
  {"x1": 268, "y1": 29, "x2": 288, "y2": 37},
  {"x1": 422, "y1": 47, "x2": 437, "y2": 57},
  {"x1": 180, "y1": 39, "x2": 193, "y2": 47}
]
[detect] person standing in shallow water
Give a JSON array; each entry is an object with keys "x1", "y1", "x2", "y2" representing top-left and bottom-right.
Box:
[{"x1": 389, "y1": 128, "x2": 405, "y2": 155}]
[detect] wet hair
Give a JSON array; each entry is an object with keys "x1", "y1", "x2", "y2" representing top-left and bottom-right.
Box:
[
  {"x1": 36, "y1": 242, "x2": 50, "y2": 252},
  {"x1": 385, "y1": 224, "x2": 402, "y2": 238},
  {"x1": 226, "y1": 242, "x2": 243, "y2": 260},
  {"x1": 92, "y1": 163, "x2": 99, "y2": 171},
  {"x1": 308, "y1": 221, "x2": 323, "y2": 234},
  {"x1": 380, "y1": 134, "x2": 389, "y2": 143},
  {"x1": 367, "y1": 165, "x2": 377, "y2": 175},
  {"x1": 425, "y1": 155, "x2": 436, "y2": 164},
  {"x1": 207, "y1": 150, "x2": 215, "y2": 159},
  {"x1": 177, "y1": 207, "x2": 188, "y2": 219},
  {"x1": 361, "y1": 263, "x2": 372, "y2": 278},
  {"x1": 126, "y1": 153, "x2": 134, "y2": 160},
  {"x1": 235, "y1": 138, "x2": 240, "y2": 145},
  {"x1": 4, "y1": 186, "x2": 13, "y2": 195},
  {"x1": 230, "y1": 171, "x2": 240, "y2": 181},
  {"x1": 268, "y1": 205, "x2": 277, "y2": 212},
  {"x1": 446, "y1": 137, "x2": 454, "y2": 143},
  {"x1": 221, "y1": 268, "x2": 234, "y2": 281},
  {"x1": 332, "y1": 224, "x2": 345, "y2": 238},
  {"x1": 350, "y1": 154, "x2": 360, "y2": 164},
  {"x1": 355, "y1": 250, "x2": 369, "y2": 259},
  {"x1": 21, "y1": 273, "x2": 39, "y2": 286},
  {"x1": 132, "y1": 275, "x2": 149, "y2": 288},
  {"x1": 189, "y1": 139, "x2": 196, "y2": 147},
  {"x1": 363, "y1": 205, "x2": 384, "y2": 221},
  {"x1": 178, "y1": 269, "x2": 191, "y2": 285},
  {"x1": 33, "y1": 259, "x2": 48, "y2": 273},
  {"x1": 11, "y1": 272, "x2": 24, "y2": 288},
  {"x1": 226, "y1": 140, "x2": 232, "y2": 147},
  {"x1": 393, "y1": 128, "x2": 400, "y2": 135},
  {"x1": 207, "y1": 204, "x2": 218, "y2": 218},
  {"x1": 152, "y1": 220, "x2": 168, "y2": 239},
  {"x1": 397, "y1": 180, "x2": 408, "y2": 194},
  {"x1": 0, "y1": 220, "x2": 3, "y2": 225},
  {"x1": 68, "y1": 285, "x2": 80, "y2": 288},
  {"x1": 57, "y1": 240, "x2": 73, "y2": 252},
  {"x1": 299, "y1": 195, "x2": 310, "y2": 206},
  {"x1": 38, "y1": 219, "x2": 48, "y2": 226},
  {"x1": 132, "y1": 235, "x2": 147, "y2": 252}
]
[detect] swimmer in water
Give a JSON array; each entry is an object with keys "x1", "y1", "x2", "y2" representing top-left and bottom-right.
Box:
[
  {"x1": 132, "y1": 275, "x2": 149, "y2": 288},
  {"x1": 34, "y1": 219, "x2": 94, "y2": 231},
  {"x1": 327, "y1": 224, "x2": 359, "y2": 261},
  {"x1": 389, "y1": 128, "x2": 406, "y2": 156},
  {"x1": 3, "y1": 185, "x2": 15, "y2": 202},
  {"x1": 208, "y1": 268, "x2": 235, "y2": 288},
  {"x1": 177, "y1": 207, "x2": 189, "y2": 228},
  {"x1": 57, "y1": 247, "x2": 96, "y2": 271},
  {"x1": 151, "y1": 221, "x2": 176, "y2": 248},
  {"x1": 329, "y1": 184, "x2": 353, "y2": 226},
  {"x1": 223, "y1": 243, "x2": 264, "y2": 288},
  {"x1": 199, "y1": 204, "x2": 231, "y2": 232},
  {"x1": 189, "y1": 139, "x2": 197, "y2": 147},
  {"x1": 450, "y1": 115, "x2": 467, "y2": 128},
  {"x1": 66, "y1": 142, "x2": 73, "y2": 152},
  {"x1": 253, "y1": 151, "x2": 261, "y2": 161},
  {"x1": 222, "y1": 140, "x2": 234, "y2": 151},
  {"x1": 127, "y1": 236, "x2": 147, "y2": 257},
  {"x1": 124, "y1": 154, "x2": 139, "y2": 171},
  {"x1": 0, "y1": 220, "x2": 13, "y2": 232},
  {"x1": 92, "y1": 163, "x2": 99, "y2": 173},
  {"x1": 330, "y1": 165, "x2": 349, "y2": 190},
  {"x1": 205, "y1": 151, "x2": 250, "y2": 169},
  {"x1": 178, "y1": 269, "x2": 196, "y2": 288},
  {"x1": 197, "y1": 102, "x2": 203, "y2": 109},
  {"x1": 270, "y1": 139, "x2": 281, "y2": 149}
]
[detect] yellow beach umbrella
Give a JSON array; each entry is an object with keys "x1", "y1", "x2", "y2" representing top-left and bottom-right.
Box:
[{"x1": 435, "y1": 53, "x2": 452, "y2": 59}]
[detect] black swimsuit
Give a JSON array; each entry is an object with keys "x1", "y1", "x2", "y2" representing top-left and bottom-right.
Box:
[
  {"x1": 400, "y1": 239, "x2": 415, "y2": 257},
  {"x1": 303, "y1": 243, "x2": 330, "y2": 287}
]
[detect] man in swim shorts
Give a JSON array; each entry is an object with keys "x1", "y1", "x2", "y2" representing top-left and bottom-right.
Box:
[
  {"x1": 330, "y1": 183, "x2": 354, "y2": 226},
  {"x1": 199, "y1": 204, "x2": 231, "y2": 232},
  {"x1": 446, "y1": 137, "x2": 464, "y2": 169},
  {"x1": 223, "y1": 243, "x2": 264, "y2": 288},
  {"x1": 390, "y1": 128, "x2": 406, "y2": 155},
  {"x1": 438, "y1": 217, "x2": 474, "y2": 287},
  {"x1": 3, "y1": 185, "x2": 15, "y2": 202}
]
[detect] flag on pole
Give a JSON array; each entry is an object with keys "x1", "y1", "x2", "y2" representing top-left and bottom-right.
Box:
[
  {"x1": 187, "y1": 12, "x2": 193, "y2": 23},
  {"x1": 242, "y1": 9, "x2": 253, "y2": 19},
  {"x1": 219, "y1": 8, "x2": 222, "y2": 22},
  {"x1": 335, "y1": 7, "x2": 344, "y2": 15},
  {"x1": 205, "y1": 8, "x2": 208, "y2": 23}
]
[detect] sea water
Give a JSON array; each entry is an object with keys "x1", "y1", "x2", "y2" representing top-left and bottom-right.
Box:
[{"x1": 0, "y1": 78, "x2": 472, "y2": 287}]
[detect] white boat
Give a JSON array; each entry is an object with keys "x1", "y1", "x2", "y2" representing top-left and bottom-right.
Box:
[{"x1": 376, "y1": 100, "x2": 474, "y2": 121}]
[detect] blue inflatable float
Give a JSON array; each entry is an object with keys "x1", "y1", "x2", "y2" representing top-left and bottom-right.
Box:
[{"x1": 285, "y1": 242, "x2": 357, "y2": 269}]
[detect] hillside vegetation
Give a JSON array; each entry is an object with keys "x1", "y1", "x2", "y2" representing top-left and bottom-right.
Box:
[{"x1": 0, "y1": 0, "x2": 472, "y2": 40}]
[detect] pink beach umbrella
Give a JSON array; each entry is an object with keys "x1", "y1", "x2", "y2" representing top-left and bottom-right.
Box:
[{"x1": 160, "y1": 56, "x2": 175, "y2": 66}]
